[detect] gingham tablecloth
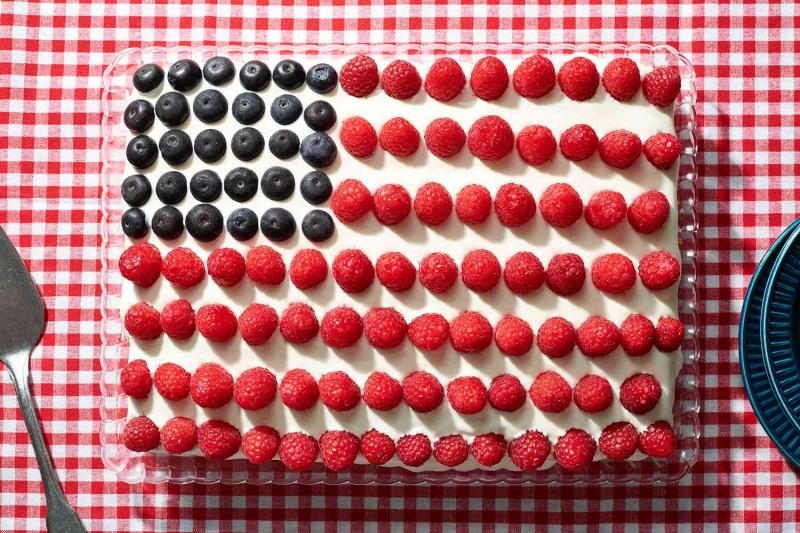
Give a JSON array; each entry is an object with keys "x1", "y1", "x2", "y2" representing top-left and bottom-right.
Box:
[{"x1": 1, "y1": 1, "x2": 798, "y2": 531}]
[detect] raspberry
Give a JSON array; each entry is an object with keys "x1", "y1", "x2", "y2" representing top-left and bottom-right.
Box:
[
  {"x1": 644, "y1": 132, "x2": 682, "y2": 170},
  {"x1": 376, "y1": 252, "x2": 416, "y2": 292},
  {"x1": 591, "y1": 253, "x2": 636, "y2": 294},
  {"x1": 503, "y1": 252, "x2": 545, "y2": 294},
  {"x1": 554, "y1": 428, "x2": 596, "y2": 472},
  {"x1": 280, "y1": 369, "x2": 319, "y2": 411},
  {"x1": 576, "y1": 316, "x2": 620, "y2": 357},
  {"x1": 360, "y1": 429, "x2": 396, "y2": 465},
  {"x1": 241, "y1": 426, "x2": 280, "y2": 464},
  {"x1": 545, "y1": 253, "x2": 586, "y2": 296},
  {"x1": 599, "y1": 421, "x2": 638, "y2": 460},
  {"x1": 655, "y1": 317, "x2": 685, "y2": 352},
  {"x1": 239, "y1": 303, "x2": 278, "y2": 345},
  {"x1": 488, "y1": 373, "x2": 527, "y2": 412},
  {"x1": 433, "y1": 435, "x2": 470, "y2": 467},
  {"x1": 461, "y1": 249, "x2": 501, "y2": 293},
  {"x1": 279, "y1": 303, "x2": 319, "y2": 344},
  {"x1": 320, "y1": 430, "x2": 359, "y2": 471},
  {"x1": 120, "y1": 359, "x2": 152, "y2": 399},
  {"x1": 639, "y1": 420, "x2": 675, "y2": 458},
  {"x1": 516, "y1": 125, "x2": 557, "y2": 166},
  {"x1": 642, "y1": 66, "x2": 681, "y2": 108},
  {"x1": 402, "y1": 371, "x2": 444, "y2": 413},
  {"x1": 339, "y1": 55, "x2": 379, "y2": 97},
  {"x1": 602, "y1": 57, "x2": 641, "y2": 101},
  {"x1": 332, "y1": 249, "x2": 375, "y2": 293},
  {"x1": 119, "y1": 242, "x2": 162, "y2": 287},
  {"x1": 159, "y1": 299, "x2": 196, "y2": 340},
  {"x1": 530, "y1": 370, "x2": 572, "y2": 413},
  {"x1": 450, "y1": 311, "x2": 493, "y2": 354},
  {"x1": 161, "y1": 247, "x2": 205, "y2": 289},
  {"x1": 196, "y1": 304, "x2": 238, "y2": 342},
  {"x1": 379, "y1": 118, "x2": 421, "y2": 157},
  {"x1": 207, "y1": 248, "x2": 246, "y2": 287},
  {"x1": 289, "y1": 249, "x2": 328, "y2": 290},
  {"x1": 414, "y1": 182, "x2": 453, "y2": 225},
  {"x1": 539, "y1": 183, "x2": 583, "y2": 228},
  {"x1": 190, "y1": 362, "x2": 234, "y2": 409},
  {"x1": 424, "y1": 57, "x2": 466, "y2": 102},
  {"x1": 363, "y1": 371, "x2": 403, "y2": 411},
  {"x1": 279, "y1": 432, "x2": 319, "y2": 471},
  {"x1": 584, "y1": 190, "x2": 627, "y2": 230},
  {"x1": 319, "y1": 371, "x2": 361, "y2": 411},
  {"x1": 339, "y1": 117, "x2": 378, "y2": 157},
  {"x1": 424, "y1": 118, "x2": 466, "y2": 158},
  {"x1": 123, "y1": 416, "x2": 160, "y2": 452},
  {"x1": 408, "y1": 313, "x2": 450, "y2": 351},
  {"x1": 418, "y1": 252, "x2": 458, "y2": 293},
  {"x1": 557, "y1": 57, "x2": 600, "y2": 101},
  {"x1": 599, "y1": 130, "x2": 642, "y2": 169},
  {"x1": 380, "y1": 59, "x2": 422, "y2": 100},
  {"x1": 331, "y1": 178, "x2": 373, "y2": 223},
  {"x1": 508, "y1": 430, "x2": 551, "y2": 471},
  {"x1": 471, "y1": 433, "x2": 507, "y2": 467},
  {"x1": 573, "y1": 374, "x2": 613, "y2": 413},
  {"x1": 494, "y1": 315, "x2": 534, "y2": 356},
  {"x1": 620, "y1": 373, "x2": 662, "y2": 414},
  {"x1": 628, "y1": 190, "x2": 670, "y2": 234},
  {"x1": 364, "y1": 307, "x2": 407, "y2": 349},
  {"x1": 245, "y1": 246, "x2": 286, "y2": 286},
  {"x1": 467, "y1": 116, "x2": 514, "y2": 160},
  {"x1": 234, "y1": 367, "x2": 277, "y2": 411},
  {"x1": 559, "y1": 124, "x2": 599, "y2": 161},
  {"x1": 160, "y1": 417, "x2": 198, "y2": 455},
  {"x1": 455, "y1": 184, "x2": 492, "y2": 224},
  {"x1": 512, "y1": 55, "x2": 556, "y2": 98},
  {"x1": 620, "y1": 314, "x2": 655, "y2": 357},
  {"x1": 396, "y1": 434, "x2": 432, "y2": 467},
  {"x1": 153, "y1": 363, "x2": 190, "y2": 401},
  {"x1": 470, "y1": 56, "x2": 509, "y2": 101},
  {"x1": 320, "y1": 306, "x2": 363, "y2": 348},
  {"x1": 372, "y1": 184, "x2": 412, "y2": 225},
  {"x1": 198, "y1": 420, "x2": 241, "y2": 460},
  {"x1": 447, "y1": 376, "x2": 488, "y2": 415},
  {"x1": 125, "y1": 302, "x2": 162, "y2": 340},
  {"x1": 494, "y1": 183, "x2": 536, "y2": 227},
  {"x1": 639, "y1": 251, "x2": 680, "y2": 291},
  {"x1": 537, "y1": 317, "x2": 576, "y2": 358}
]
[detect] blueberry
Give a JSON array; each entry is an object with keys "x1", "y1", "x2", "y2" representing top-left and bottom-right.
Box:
[
  {"x1": 203, "y1": 56, "x2": 235, "y2": 86},
  {"x1": 126, "y1": 135, "x2": 158, "y2": 169},
  {"x1": 306, "y1": 63, "x2": 338, "y2": 94},
  {"x1": 185, "y1": 203, "x2": 224, "y2": 242},
  {"x1": 190, "y1": 170, "x2": 222, "y2": 202},
  {"x1": 156, "y1": 171, "x2": 188, "y2": 204},
  {"x1": 151, "y1": 205, "x2": 184, "y2": 241},
  {"x1": 268, "y1": 129, "x2": 300, "y2": 160},
  {"x1": 240, "y1": 60, "x2": 271, "y2": 91},
  {"x1": 194, "y1": 129, "x2": 227, "y2": 163},
  {"x1": 121, "y1": 174, "x2": 152, "y2": 207},
  {"x1": 121, "y1": 207, "x2": 149, "y2": 239},
  {"x1": 193, "y1": 89, "x2": 228, "y2": 123},
  {"x1": 158, "y1": 129, "x2": 193, "y2": 165},
  {"x1": 300, "y1": 132, "x2": 338, "y2": 168},
  {"x1": 133, "y1": 63, "x2": 164, "y2": 93},
  {"x1": 124, "y1": 99, "x2": 155, "y2": 133},
  {"x1": 227, "y1": 208, "x2": 259, "y2": 241},
  {"x1": 300, "y1": 171, "x2": 332, "y2": 205},
  {"x1": 167, "y1": 59, "x2": 202, "y2": 92},
  {"x1": 155, "y1": 92, "x2": 190, "y2": 126},
  {"x1": 302, "y1": 209, "x2": 335, "y2": 243},
  {"x1": 231, "y1": 127, "x2": 265, "y2": 161},
  {"x1": 270, "y1": 94, "x2": 303, "y2": 125},
  {"x1": 303, "y1": 100, "x2": 337, "y2": 131},
  {"x1": 273, "y1": 59, "x2": 305, "y2": 90},
  {"x1": 260, "y1": 207, "x2": 296, "y2": 242},
  {"x1": 232, "y1": 92, "x2": 265, "y2": 125},
  {"x1": 261, "y1": 166, "x2": 295, "y2": 201},
  {"x1": 224, "y1": 167, "x2": 259, "y2": 202}
]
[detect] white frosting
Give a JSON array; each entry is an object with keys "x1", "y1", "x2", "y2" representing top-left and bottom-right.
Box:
[{"x1": 118, "y1": 55, "x2": 681, "y2": 471}]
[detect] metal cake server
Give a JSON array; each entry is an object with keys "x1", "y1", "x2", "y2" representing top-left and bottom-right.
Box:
[{"x1": 0, "y1": 225, "x2": 86, "y2": 533}]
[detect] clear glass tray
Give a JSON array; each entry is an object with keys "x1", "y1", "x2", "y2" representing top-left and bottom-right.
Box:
[{"x1": 100, "y1": 43, "x2": 699, "y2": 485}]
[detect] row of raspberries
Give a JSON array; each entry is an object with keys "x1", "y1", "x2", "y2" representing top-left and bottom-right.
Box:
[
  {"x1": 339, "y1": 54, "x2": 680, "y2": 107},
  {"x1": 123, "y1": 415, "x2": 676, "y2": 471}
]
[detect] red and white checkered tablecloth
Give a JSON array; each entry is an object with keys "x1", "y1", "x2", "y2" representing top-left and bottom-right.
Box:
[{"x1": 1, "y1": 1, "x2": 798, "y2": 530}]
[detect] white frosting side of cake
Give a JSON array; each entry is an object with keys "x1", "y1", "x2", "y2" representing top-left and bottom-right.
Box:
[{"x1": 118, "y1": 55, "x2": 681, "y2": 471}]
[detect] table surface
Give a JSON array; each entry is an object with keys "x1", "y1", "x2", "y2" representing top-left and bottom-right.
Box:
[{"x1": 1, "y1": 1, "x2": 798, "y2": 531}]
